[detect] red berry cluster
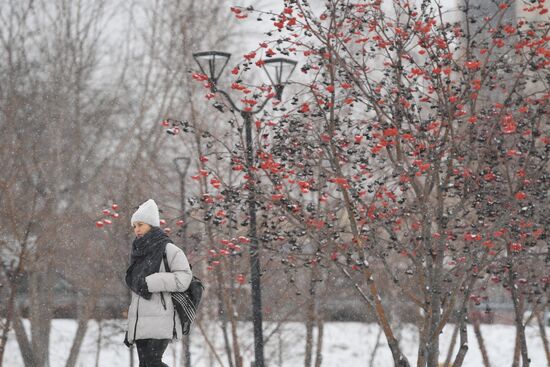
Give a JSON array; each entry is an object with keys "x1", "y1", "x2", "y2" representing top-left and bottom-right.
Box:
[{"x1": 95, "y1": 204, "x2": 120, "y2": 228}]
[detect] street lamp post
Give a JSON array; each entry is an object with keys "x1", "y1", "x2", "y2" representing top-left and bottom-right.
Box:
[
  {"x1": 193, "y1": 51, "x2": 296, "y2": 367},
  {"x1": 173, "y1": 157, "x2": 191, "y2": 367}
]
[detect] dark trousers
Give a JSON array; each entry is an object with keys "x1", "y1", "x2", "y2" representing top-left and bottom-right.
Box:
[{"x1": 135, "y1": 339, "x2": 170, "y2": 367}]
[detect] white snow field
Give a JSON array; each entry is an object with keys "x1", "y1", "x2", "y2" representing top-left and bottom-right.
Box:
[{"x1": 3, "y1": 320, "x2": 549, "y2": 366}]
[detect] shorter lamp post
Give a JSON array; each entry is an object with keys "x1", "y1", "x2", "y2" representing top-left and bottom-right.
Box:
[
  {"x1": 173, "y1": 157, "x2": 191, "y2": 235},
  {"x1": 173, "y1": 157, "x2": 191, "y2": 367},
  {"x1": 193, "y1": 51, "x2": 296, "y2": 367}
]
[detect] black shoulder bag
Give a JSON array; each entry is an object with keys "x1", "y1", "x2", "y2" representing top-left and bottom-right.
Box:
[{"x1": 162, "y1": 251, "x2": 204, "y2": 335}]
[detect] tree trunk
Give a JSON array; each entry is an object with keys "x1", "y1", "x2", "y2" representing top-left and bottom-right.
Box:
[
  {"x1": 536, "y1": 311, "x2": 550, "y2": 366},
  {"x1": 29, "y1": 264, "x2": 55, "y2": 367},
  {"x1": 215, "y1": 267, "x2": 235, "y2": 367},
  {"x1": 443, "y1": 323, "x2": 459, "y2": 367},
  {"x1": 0, "y1": 262, "x2": 17, "y2": 366},
  {"x1": 64, "y1": 317, "x2": 89, "y2": 367},
  {"x1": 512, "y1": 330, "x2": 520, "y2": 367},
  {"x1": 472, "y1": 315, "x2": 491, "y2": 367},
  {"x1": 417, "y1": 314, "x2": 429, "y2": 367},
  {"x1": 325, "y1": 119, "x2": 410, "y2": 367},
  {"x1": 216, "y1": 260, "x2": 242, "y2": 367},
  {"x1": 337, "y1": 263, "x2": 410, "y2": 367},
  {"x1": 195, "y1": 319, "x2": 225, "y2": 367},
  {"x1": 426, "y1": 223, "x2": 446, "y2": 367},
  {"x1": 65, "y1": 289, "x2": 100, "y2": 367},
  {"x1": 94, "y1": 320, "x2": 102, "y2": 367},
  {"x1": 304, "y1": 316, "x2": 314, "y2": 367},
  {"x1": 451, "y1": 309, "x2": 468, "y2": 367},
  {"x1": 181, "y1": 335, "x2": 191, "y2": 367},
  {"x1": 368, "y1": 328, "x2": 383, "y2": 367},
  {"x1": 304, "y1": 266, "x2": 317, "y2": 367},
  {"x1": 12, "y1": 310, "x2": 36, "y2": 367},
  {"x1": 314, "y1": 317, "x2": 324, "y2": 367},
  {"x1": 427, "y1": 302, "x2": 441, "y2": 365},
  {"x1": 509, "y1": 271, "x2": 529, "y2": 367}
]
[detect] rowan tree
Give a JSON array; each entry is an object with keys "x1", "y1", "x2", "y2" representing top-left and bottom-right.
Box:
[{"x1": 185, "y1": 0, "x2": 549, "y2": 366}]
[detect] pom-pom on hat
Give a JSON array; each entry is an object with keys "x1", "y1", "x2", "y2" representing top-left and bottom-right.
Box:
[{"x1": 131, "y1": 199, "x2": 160, "y2": 227}]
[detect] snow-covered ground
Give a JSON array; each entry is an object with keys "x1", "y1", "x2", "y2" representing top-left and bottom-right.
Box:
[{"x1": 4, "y1": 320, "x2": 549, "y2": 366}]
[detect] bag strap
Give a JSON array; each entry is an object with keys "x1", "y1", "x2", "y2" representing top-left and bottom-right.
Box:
[
  {"x1": 162, "y1": 250, "x2": 170, "y2": 272},
  {"x1": 162, "y1": 250, "x2": 177, "y2": 337}
]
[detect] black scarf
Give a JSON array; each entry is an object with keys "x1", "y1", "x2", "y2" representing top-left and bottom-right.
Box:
[{"x1": 125, "y1": 227, "x2": 171, "y2": 299}]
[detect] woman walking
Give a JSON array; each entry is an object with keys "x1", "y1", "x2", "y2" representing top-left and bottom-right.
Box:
[{"x1": 124, "y1": 199, "x2": 192, "y2": 367}]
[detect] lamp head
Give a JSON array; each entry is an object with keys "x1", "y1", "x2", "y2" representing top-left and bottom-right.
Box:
[
  {"x1": 173, "y1": 157, "x2": 191, "y2": 175},
  {"x1": 262, "y1": 58, "x2": 297, "y2": 100},
  {"x1": 192, "y1": 51, "x2": 231, "y2": 86}
]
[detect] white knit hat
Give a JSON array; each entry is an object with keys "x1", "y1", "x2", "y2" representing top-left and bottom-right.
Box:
[{"x1": 131, "y1": 199, "x2": 160, "y2": 227}]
